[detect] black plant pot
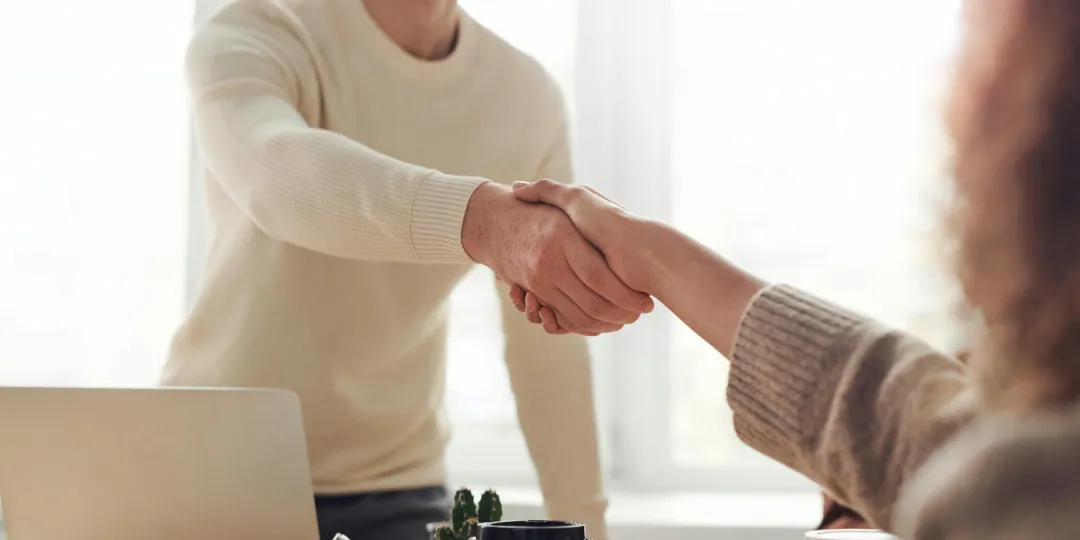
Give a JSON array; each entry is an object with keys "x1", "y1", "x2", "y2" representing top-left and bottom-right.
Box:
[{"x1": 479, "y1": 520, "x2": 586, "y2": 540}]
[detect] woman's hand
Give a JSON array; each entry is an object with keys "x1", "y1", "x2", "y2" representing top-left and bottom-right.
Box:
[
  {"x1": 512, "y1": 180, "x2": 650, "y2": 292},
  {"x1": 507, "y1": 179, "x2": 654, "y2": 334},
  {"x1": 506, "y1": 178, "x2": 766, "y2": 349}
]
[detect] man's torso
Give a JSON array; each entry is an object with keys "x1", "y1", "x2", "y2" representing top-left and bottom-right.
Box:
[{"x1": 165, "y1": 0, "x2": 565, "y2": 492}]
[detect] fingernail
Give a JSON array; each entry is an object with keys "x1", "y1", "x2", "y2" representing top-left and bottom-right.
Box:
[{"x1": 512, "y1": 181, "x2": 528, "y2": 189}]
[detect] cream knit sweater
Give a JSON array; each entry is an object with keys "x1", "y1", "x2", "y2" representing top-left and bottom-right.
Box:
[{"x1": 162, "y1": 0, "x2": 606, "y2": 533}]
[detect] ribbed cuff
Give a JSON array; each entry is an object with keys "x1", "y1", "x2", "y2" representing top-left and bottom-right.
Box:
[
  {"x1": 546, "y1": 498, "x2": 608, "y2": 540},
  {"x1": 408, "y1": 171, "x2": 490, "y2": 263},
  {"x1": 726, "y1": 284, "x2": 867, "y2": 470}
]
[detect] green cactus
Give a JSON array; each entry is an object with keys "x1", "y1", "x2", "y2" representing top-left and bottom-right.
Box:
[
  {"x1": 436, "y1": 487, "x2": 501, "y2": 540},
  {"x1": 433, "y1": 525, "x2": 456, "y2": 540},
  {"x1": 477, "y1": 489, "x2": 502, "y2": 523},
  {"x1": 451, "y1": 505, "x2": 466, "y2": 534},
  {"x1": 456, "y1": 488, "x2": 478, "y2": 518},
  {"x1": 459, "y1": 517, "x2": 481, "y2": 539},
  {"x1": 452, "y1": 487, "x2": 477, "y2": 532}
]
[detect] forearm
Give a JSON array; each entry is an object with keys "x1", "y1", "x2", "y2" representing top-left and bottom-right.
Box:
[
  {"x1": 633, "y1": 219, "x2": 767, "y2": 357},
  {"x1": 510, "y1": 180, "x2": 980, "y2": 530},
  {"x1": 628, "y1": 219, "x2": 978, "y2": 529},
  {"x1": 508, "y1": 338, "x2": 605, "y2": 503},
  {"x1": 499, "y1": 292, "x2": 607, "y2": 537},
  {"x1": 195, "y1": 94, "x2": 489, "y2": 263},
  {"x1": 512, "y1": 367, "x2": 607, "y2": 539}
]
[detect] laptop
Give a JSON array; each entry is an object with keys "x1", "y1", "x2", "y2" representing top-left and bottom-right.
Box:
[{"x1": 0, "y1": 386, "x2": 319, "y2": 540}]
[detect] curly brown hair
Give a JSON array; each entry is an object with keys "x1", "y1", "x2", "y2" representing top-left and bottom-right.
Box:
[{"x1": 948, "y1": 0, "x2": 1080, "y2": 410}]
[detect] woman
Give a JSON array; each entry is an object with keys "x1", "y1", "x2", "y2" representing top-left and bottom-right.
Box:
[
  {"x1": 817, "y1": 347, "x2": 974, "y2": 532},
  {"x1": 507, "y1": 1, "x2": 1080, "y2": 538}
]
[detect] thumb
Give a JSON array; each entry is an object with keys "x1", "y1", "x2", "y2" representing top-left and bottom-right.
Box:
[
  {"x1": 582, "y1": 186, "x2": 626, "y2": 210},
  {"x1": 512, "y1": 178, "x2": 569, "y2": 208}
]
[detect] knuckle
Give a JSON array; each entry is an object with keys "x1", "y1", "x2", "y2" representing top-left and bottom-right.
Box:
[
  {"x1": 578, "y1": 317, "x2": 604, "y2": 333},
  {"x1": 601, "y1": 304, "x2": 627, "y2": 322},
  {"x1": 540, "y1": 214, "x2": 570, "y2": 236},
  {"x1": 581, "y1": 265, "x2": 605, "y2": 290},
  {"x1": 523, "y1": 268, "x2": 543, "y2": 288},
  {"x1": 524, "y1": 253, "x2": 555, "y2": 284},
  {"x1": 540, "y1": 245, "x2": 566, "y2": 272},
  {"x1": 582, "y1": 297, "x2": 603, "y2": 318}
]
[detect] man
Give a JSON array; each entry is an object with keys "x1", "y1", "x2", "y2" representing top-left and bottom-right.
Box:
[{"x1": 164, "y1": 1, "x2": 653, "y2": 538}]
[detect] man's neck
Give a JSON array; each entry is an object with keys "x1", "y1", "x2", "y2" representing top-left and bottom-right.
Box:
[{"x1": 363, "y1": 0, "x2": 460, "y2": 61}]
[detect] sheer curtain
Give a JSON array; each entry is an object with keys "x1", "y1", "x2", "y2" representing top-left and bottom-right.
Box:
[
  {"x1": 0, "y1": 2, "x2": 191, "y2": 387},
  {"x1": 451, "y1": 0, "x2": 965, "y2": 490},
  {"x1": 445, "y1": 0, "x2": 580, "y2": 485},
  {"x1": 666, "y1": 0, "x2": 965, "y2": 473}
]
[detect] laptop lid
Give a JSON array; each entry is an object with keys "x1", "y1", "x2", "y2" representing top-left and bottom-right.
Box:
[{"x1": 0, "y1": 386, "x2": 318, "y2": 540}]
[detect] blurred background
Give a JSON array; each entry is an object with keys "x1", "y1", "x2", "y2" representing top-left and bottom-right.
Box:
[{"x1": 0, "y1": 0, "x2": 966, "y2": 538}]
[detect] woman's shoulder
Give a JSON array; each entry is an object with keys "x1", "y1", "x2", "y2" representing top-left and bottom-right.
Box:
[{"x1": 895, "y1": 406, "x2": 1080, "y2": 540}]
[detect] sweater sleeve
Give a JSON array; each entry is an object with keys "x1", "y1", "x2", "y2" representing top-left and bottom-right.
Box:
[
  {"x1": 727, "y1": 285, "x2": 978, "y2": 530},
  {"x1": 499, "y1": 114, "x2": 609, "y2": 540},
  {"x1": 185, "y1": 17, "x2": 489, "y2": 263}
]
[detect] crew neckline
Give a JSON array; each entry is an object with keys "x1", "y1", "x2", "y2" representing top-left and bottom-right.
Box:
[{"x1": 350, "y1": 1, "x2": 479, "y2": 87}]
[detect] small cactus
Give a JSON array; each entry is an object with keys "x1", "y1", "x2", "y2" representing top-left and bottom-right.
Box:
[
  {"x1": 459, "y1": 517, "x2": 481, "y2": 539},
  {"x1": 436, "y1": 487, "x2": 502, "y2": 540},
  {"x1": 477, "y1": 489, "x2": 502, "y2": 523},
  {"x1": 451, "y1": 505, "x2": 467, "y2": 534},
  {"x1": 455, "y1": 488, "x2": 477, "y2": 517},
  {"x1": 452, "y1": 487, "x2": 477, "y2": 532},
  {"x1": 433, "y1": 525, "x2": 456, "y2": 540}
]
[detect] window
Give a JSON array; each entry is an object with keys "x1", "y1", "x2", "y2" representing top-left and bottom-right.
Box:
[
  {"x1": 446, "y1": 0, "x2": 580, "y2": 485},
  {"x1": 664, "y1": 0, "x2": 966, "y2": 486},
  {"x1": 6, "y1": 0, "x2": 968, "y2": 499},
  {"x1": 0, "y1": 1, "x2": 192, "y2": 387},
  {"x1": 451, "y1": 0, "x2": 966, "y2": 492}
]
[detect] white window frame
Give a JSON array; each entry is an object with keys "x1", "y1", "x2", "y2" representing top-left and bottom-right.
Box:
[{"x1": 186, "y1": 2, "x2": 215, "y2": 310}]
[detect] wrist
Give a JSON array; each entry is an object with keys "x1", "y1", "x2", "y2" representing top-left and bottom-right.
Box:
[
  {"x1": 633, "y1": 219, "x2": 682, "y2": 294},
  {"x1": 461, "y1": 182, "x2": 511, "y2": 265},
  {"x1": 636, "y1": 220, "x2": 765, "y2": 301}
]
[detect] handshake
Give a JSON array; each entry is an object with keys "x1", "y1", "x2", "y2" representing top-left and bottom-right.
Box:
[{"x1": 462, "y1": 179, "x2": 656, "y2": 336}]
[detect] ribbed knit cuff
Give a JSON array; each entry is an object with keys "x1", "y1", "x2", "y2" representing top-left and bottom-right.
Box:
[
  {"x1": 546, "y1": 498, "x2": 608, "y2": 540},
  {"x1": 408, "y1": 171, "x2": 490, "y2": 263},
  {"x1": 726, "y1": 284, "x2": 867, "y2": 471}
]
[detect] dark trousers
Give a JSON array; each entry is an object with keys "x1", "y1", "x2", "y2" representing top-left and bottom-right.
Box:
[{"x1": 315, "y1": 486, "x2": 450, "y2": 540}]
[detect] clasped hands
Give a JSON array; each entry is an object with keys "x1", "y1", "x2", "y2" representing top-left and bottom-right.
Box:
[{"x1": 461, "y1": 179, "x2": 654, "y2": 336}]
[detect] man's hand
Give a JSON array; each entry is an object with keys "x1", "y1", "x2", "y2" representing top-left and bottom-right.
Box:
[
  {"x1": 512, "y1": 180, "x2": 653, "y2": 292},
  {"x1": 462, "y1": 183, "x2": 653, "y2": 335},
  {"x1": 504, "y1": 179, "x2": 659, "y2": 334}
]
